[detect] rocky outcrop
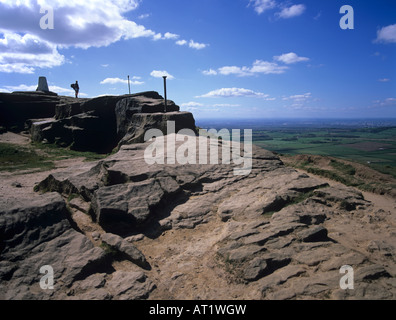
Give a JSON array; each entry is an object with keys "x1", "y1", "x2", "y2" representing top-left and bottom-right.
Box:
[
  {"x1": 115, "y1": 91, "x2": 179, "y2": 138},
  {"x1": 0, "y1": 91, "x2": 68, "y2": 131},
  {"x1": 118, "y1": 112, "x2": 196, "y2": 146},
  {"x1": 24, "y1": 134, "x2": 396, "y2": 300},
  {"x1": 0, "y1": 193, "x2": 108, "y2": 299},
  {"x1": 13, "y1": 91, "x2": 193, "y2": 153}
]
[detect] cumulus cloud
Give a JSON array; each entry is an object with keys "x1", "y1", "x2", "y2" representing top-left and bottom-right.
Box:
[
  {"x1": 277, "y1": 4, "x2": 306, "y2": 19},
  {"x1": 372, "y1": 98, "x2": 396, "y2": 107},
  {"x1": 150, "y1": 70, "x2": 175, "y2": 80},
  {"x1": 197, "y1": 88, "x2": 270, "y2": 98},
  {"x1": 176, "y1": 39, "x2": 187, "y2": 46},
  {"x1": 181, "y1": 102, "x2": 205, "y2": 108},
  {"x1": 100, "y1": 77, "x2": 144, "y2": 85},
  {"x1": 250, "y1": 60, "x2": 288, "y2": 74},
  {"x1": 180, "y1": 102, "x2": 241, "y2": 112},
  {"x1": 202, "y1": 69, "x2": 218, "y2": 76},
  {"x1": 0, "y1": 0, "x2": 208, "y2": 73},
  {"x1": 248, "y1": 1, "x2": 306, "y2": 19},
  {"x1": 1, "y1": 83, "x2": 86, "y2": 96},
  {"x1": 283, "y1": 92, "x2": 312, "y2": 101},
  {"x1": 189, "y1": 40, "x2": 208, "y2": 50},
  {"x1": 0, "y1": 0, "x2": 156, "y2": 48},
  {"x1": 203, "y1": 59, "x2": 288, "y2": 77},
  {"x1": 375, "y1": 24, "x2": 396, "y2": 44},
  {"x1": 164, "y1": 32, "x2": 179, "y2": 40},
  {"x1": 248, "y1": 0, "x2": 276, "y2": 15},
  {"x1": 0, "y1": 32, "x2": 65, "y2": 73},
  {"x1": 138, "y1": 13, "x2": 151, "y2": 19},
  {"x1": 274, "y1": 52, "x2": 309, "y2": 64}
]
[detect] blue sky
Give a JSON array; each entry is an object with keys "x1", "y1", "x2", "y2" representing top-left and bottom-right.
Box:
[{"x1": 0, "y1": 0, "x2": 395, "y2": 120}]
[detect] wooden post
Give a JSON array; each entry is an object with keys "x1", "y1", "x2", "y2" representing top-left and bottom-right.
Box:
[{"x1": 163, "y1": 76, "x2": 167, "y2": 113}]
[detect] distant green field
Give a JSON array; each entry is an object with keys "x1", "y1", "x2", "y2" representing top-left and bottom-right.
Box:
[{"x1": 253, "y1": 127, "x2": 396, "y2": 178}]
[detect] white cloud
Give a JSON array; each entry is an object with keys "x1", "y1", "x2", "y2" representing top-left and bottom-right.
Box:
[
  {"x1": 372, "y1": 98, "x2": 396, "y2": 107},
  {"x1": 138, "y1": 13, "x2": 151, "y2": 19},
  {"x1": 0, "y1": 0, "x2": 157, "y2": 49},
  {"x1": 153, "y1": 32, "x2": 180, "y2": 41},
  {"x1": 274, "y1": 52, "x2": 309, "y2": 64},
  {"x1": 283, "y1": 92, "x2": 312, "y2": 101},
  {"x1": 100, "y1": 77, "x2": 144, "y2": 85},
  {"x1": 164, "y1": 32, "x2": 179, "y2": 40},
  {"x1": 176, "y1": 39, "x2": 187, "y2": 46},
  {"x1": 181, "y1": 102, "x2": 241, "y2": 109},
  {"x1": 250, "y1": 60, "x2": 288, "y2": 74},
  {"x1": 378, "y1": 78, "x2": 390, "y2": 82},
  {"x1": 213, "y1": 103, "x2": 241, "y2": 107},
  {"x1": 150, "y1": 70, "x2": 175, "y2": 80},
  {"x1": 189, "y1": 40, "x2": 207, "y2": 50},
  {"x1": 376, "y1": 24, "x2": 396, "y2": 44},
  {"x1": 0, "y1": 32, "x2": 65, "y2": 73},
  {"x1": 153, "y1": 33, "x2": 163, "y2": 41},
  {"x1": 197, "y1": 88, "x2": 270, "y2": 98},
  {"x1": 202, "y1": 69, "x2": 218, "y2": 76},
  {"x1": 1, "y1": 83, "x2": 87, "y2": 96},
  {"x1": 205, "y1": 59, "x2": 288, "y2": 77},
  {"x1": 0, "y1": 1, "x2": 208, "y2": 73},
  {"x1": 181, "y1": 102, "x2": 205, "y2": 108},
  {"x1": 248, "y1": 0, "x2": 276, "y2": 15},
  {"x1": 175, "y1": 39, "x2": 207, "y2": 49},
  {"x1": 277, "y1": 4, "x2": 306, "y2": 19},
  {"x1": 218, "y1": 66, "x2": 251, "y2": 77}
]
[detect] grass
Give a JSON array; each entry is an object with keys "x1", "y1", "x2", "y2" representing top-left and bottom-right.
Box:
[
  {"x1": 282, "y1": 153, "x2": 395, "y2": 196},
  {"x1": 0, "y1": 143, "x2": 55, "y2": 172},
  {"x1": 254, "y1": 126, "x2": 396, "y2": 179},
  {"x1": 32, "y1": 142, "x2": 111, "y2": 162},
  {"x1": 0, "y1": 141, "x2": 110, "y2": 173}
]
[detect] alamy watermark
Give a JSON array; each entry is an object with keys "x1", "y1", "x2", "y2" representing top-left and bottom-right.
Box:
[
  {"x1": 39, "y1": 265, "x2": 54, "y2": 290},
  {"x1": 340, "y1": 265, "x2": 354, "y2": 290},
  {"x1": 340, "y1": 5, "x2": 354, "y2": 30},
  {"x1": 143, "y1": 121, "x2": 253, "y2": 176},
  {"x1": 39, "y1": 6, "x2": 54, "y2": 30}
]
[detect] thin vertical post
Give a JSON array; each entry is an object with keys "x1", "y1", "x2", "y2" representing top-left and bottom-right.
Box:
[
  {"x1": 163, "y1": 76, "x2": 167, "y2": 113},
  {"x1": 128, "y1": 75, "x2": 131, "y2": 95}
]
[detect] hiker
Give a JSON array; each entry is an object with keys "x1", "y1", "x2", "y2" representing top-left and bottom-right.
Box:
[{"x1": 71, "y1": 81, "x2": 79, "y2": 98}]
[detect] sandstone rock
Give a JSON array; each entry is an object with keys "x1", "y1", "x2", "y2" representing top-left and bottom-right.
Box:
[
  {"x1": 115, "y1": 92, "x2": 180, "y2": 137},
  {"x1": 118, "y1": 111, "x2": 197, "y2": 146},
  {"x1": 243, "y1": 258, "x2": 268, "y2": 281},
  {"x1": 0, "y1": 92, "x2": 59, "y2": 130},
  {"x1": 6, "y1": 129, "x2": 393, "y2": 300},
  {"x1": 107, "y1": 271, "x2": 156, "y2": 300},
  {"x1": 297, "y1": 225, "x2": 329, "y2": 243},
  {"x1": 0, "y1": 193, "x2": 108, "y2": 300},
  {"x1": 100, "y1": 233, "x2": 150, "y2": 270}
]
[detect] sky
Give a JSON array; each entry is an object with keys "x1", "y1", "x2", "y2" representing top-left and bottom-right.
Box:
[{"x1": 0, "y1": 0, "x2": 395, "y2": 120}]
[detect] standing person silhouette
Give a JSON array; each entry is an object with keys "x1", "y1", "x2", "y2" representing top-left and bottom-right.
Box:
[{"x1": 71, "y1": 81, "x2": 79, "y2": 98}]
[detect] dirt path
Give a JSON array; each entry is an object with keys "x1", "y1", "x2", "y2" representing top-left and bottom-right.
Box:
[{"x1": 135, "y1": 217, "x2": 261, "y2": 300}]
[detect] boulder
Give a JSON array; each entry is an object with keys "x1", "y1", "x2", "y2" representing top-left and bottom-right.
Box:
[
  {"x1": 100, "y1": 233, "x2": 150, "y2": 270},
  {"x1": 115, "y1": 93, "x2": 179, "y2": 137},
  {"x1": 25, "y1": 91, "x2": 192, "y2": 154},
  {"x1": 0, "y1": 92, "x2": 59, "y2": 130},
  {"x1": 107, "y1": 271, "x2": 156, "y2": 300},
  {"x1": 118, "y1": 111, "x2": 197, "y2": 146},
  {"x1": 0, "y1": 193, "x2": 108, "y2": 300}
]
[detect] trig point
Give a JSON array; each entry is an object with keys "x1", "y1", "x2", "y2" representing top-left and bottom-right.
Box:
[{"x1": 37, "y1": 76, "x2": 49, "y2": 92}]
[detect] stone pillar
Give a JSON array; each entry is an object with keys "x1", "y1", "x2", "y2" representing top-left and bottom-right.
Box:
[{"x1": 37, "y1": 76, "x2": 49, "y2": 92}]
